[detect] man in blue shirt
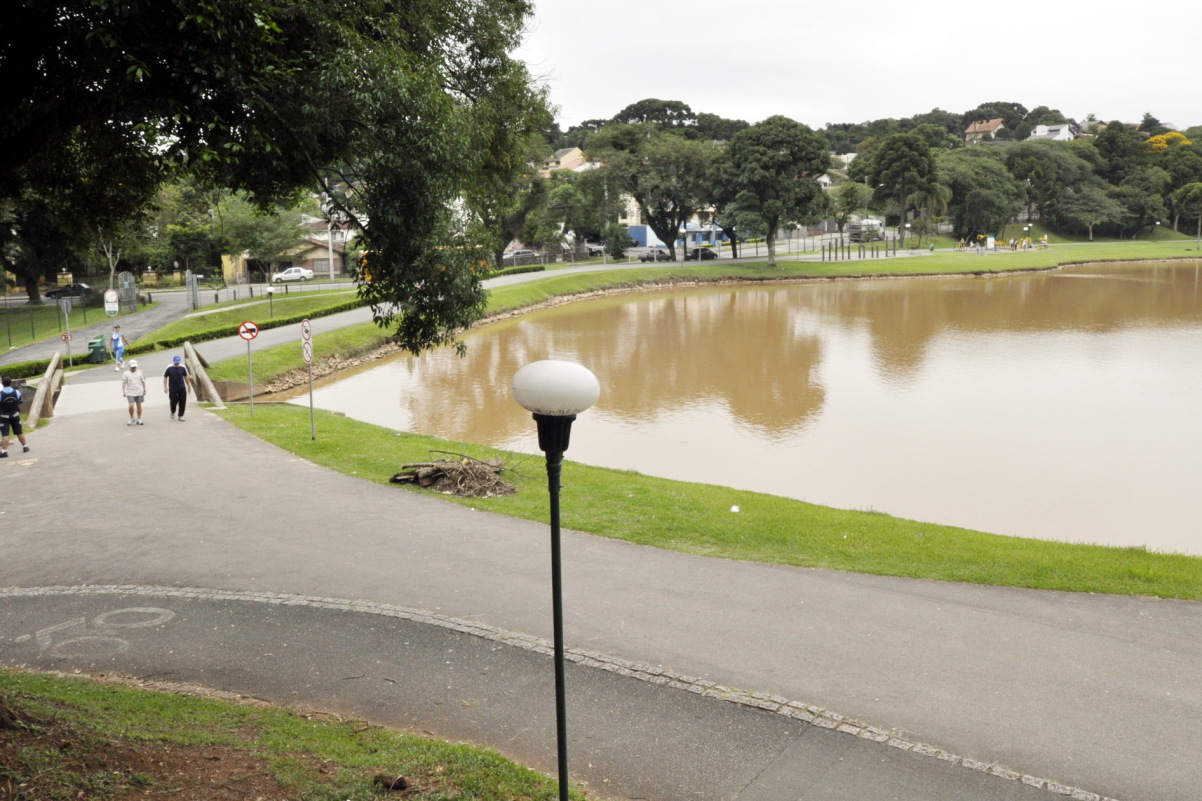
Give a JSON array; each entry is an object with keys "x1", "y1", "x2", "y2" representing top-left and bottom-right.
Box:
[{"x1": 0, "y1": 376, "x2": 30, "y2": 457}]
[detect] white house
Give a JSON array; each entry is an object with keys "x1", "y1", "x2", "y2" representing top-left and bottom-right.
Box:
[{"x1": 1027, "y1": 123, "x2": 1078, "y2": 141}]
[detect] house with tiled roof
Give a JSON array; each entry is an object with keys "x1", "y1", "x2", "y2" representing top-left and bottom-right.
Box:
[{"x1": 964, "y1": 118, "x2": 1007, "y2": 145}]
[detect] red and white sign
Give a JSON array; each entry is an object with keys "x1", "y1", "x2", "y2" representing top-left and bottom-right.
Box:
[
  {"x1": 302, "y1": 340, "x2": 313, "y2": 364},
  {"x1": 300, "y1": 318, "x2": 312, "y2": 341},
  {"x1": 238, "y1": 321, "x2": 259, "y2": 341},
  {"x1": 60, "y1": 333, "x2": 72, "y2": 343}
]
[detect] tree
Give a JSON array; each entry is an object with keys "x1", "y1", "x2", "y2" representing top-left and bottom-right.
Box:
[
  {"x1": 867, "y1": 133, "x2": 936, "y2": 243},
  {"x1": 1094, "y1": 122, "x2": 1149, "y2": 184},
  {"x1": 214, "y1": 193, "x2": 309, "y2": 276},
  {"x1": 711, "y1": 116, "x2": 830, "y2": 266},
  {"x1": 936, "y1": 148, "x2": 1025, "y2": 241},
  {"x1": 589, "y1": 124, "x2": 715, "y2": 261},
  {"x1": 828, "y1": 182, "x2": 875, "y2": 234},
  {"x1": 2, "y1": 0, "x2": 544, "y2": 352},
  {"x1": 1057, "y1": 186, "x2": 1125, "y2": 240},
  {"x1": 1111, "y1": 167, "x2": 1170, "y2": 237},
  {"x1": 1005, "y1": 141, "x2": 1096, "y2": 222},
  {"x1": 1172, "y1": 183, "x2": 1202, "y2": 247},
  {"x1": 611, "y1": 99, "x2": 698, "y2": 130}
]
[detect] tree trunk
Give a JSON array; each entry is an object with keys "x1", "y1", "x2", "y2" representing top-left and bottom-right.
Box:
[{"x1": 766, "y1": 232, "x2": 777, "y2": 267}]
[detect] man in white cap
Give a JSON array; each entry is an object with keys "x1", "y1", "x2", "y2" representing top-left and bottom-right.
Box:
[
  {"x1": 162, "y1": 354, "x2": 194, "y2": 421},
  {"x1": 120, "y1": 359, "x2": 147, "y2": 425}
]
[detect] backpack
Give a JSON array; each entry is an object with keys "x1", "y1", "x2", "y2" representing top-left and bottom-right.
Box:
[{"x1": 0, "y1": 388, "x2": 20, "y2": 416}]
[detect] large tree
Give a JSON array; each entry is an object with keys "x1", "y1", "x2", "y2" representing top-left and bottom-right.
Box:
[
  {"x1": 711, "y1": 116, "x2": 830, "y2": 266},
  {"x1": 1057, "y1": 185, "x2": 1125, "y2": 240},
  {"x1": 1172, "y1": 183, "x2": 1202, "y2": 247},
  {"x1": 866, "y1": 132, "x2": 936, "y2": 243},
  {"x1": 588, "y1": 123, "x2": 715, "y2": 261},
  {"x1": 2, "y1": 0, "x2": 544, "y2": 351},
  {"x1": 936, "y1": 147, "x2": 1025, "y2": 240}
]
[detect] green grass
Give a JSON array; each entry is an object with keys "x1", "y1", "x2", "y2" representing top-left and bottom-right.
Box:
[
  {"x1": 149, "y1": 290, "x2": 362, "y2": 344},
  {"x1": 0, "y1": 668, "x2": 575, "y2": 800},
  {"x1": 0, "y1": 297, "x2": 125, "y2": 351},
  {"x1": 214, "y1": 405, "x2": 1202, "y2": 600}
]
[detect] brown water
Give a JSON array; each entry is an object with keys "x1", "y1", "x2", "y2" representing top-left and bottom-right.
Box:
[{"x1": 299, "y1": 261, "x2": 1202, "y2": 554}]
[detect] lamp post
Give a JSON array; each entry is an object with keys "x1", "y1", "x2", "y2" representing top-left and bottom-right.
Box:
[{"x1": 511, "y1": 360, "x2": 601, "y2": 801}]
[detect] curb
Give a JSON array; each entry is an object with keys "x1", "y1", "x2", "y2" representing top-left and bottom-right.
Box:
[{"x1": 1, "y1": 584, "x2": 1120, "y2": 801}]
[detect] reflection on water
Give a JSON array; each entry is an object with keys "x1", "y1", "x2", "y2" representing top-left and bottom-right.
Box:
[{"x1": 299, "y1": 261, "x2": 1202, "y2": 554}]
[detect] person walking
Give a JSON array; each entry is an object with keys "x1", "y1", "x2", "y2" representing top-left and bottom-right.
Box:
[
  {"x1": 121, "y1": 359, "x2": 147, "y2": 425},
  {"x1": 0, "y1": 376, "x2": 31, "y2": 458},
  {"x1": 162, "y1": 355, "x2": 194, "y2": 421},
  {"x1": 110, "y1": 324, "x2": 128, "y2": 371}
]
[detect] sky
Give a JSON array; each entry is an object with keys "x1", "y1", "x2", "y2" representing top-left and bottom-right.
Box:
[{"x1": 514, "y1": 0, "x2": 1201, "y2": 134}]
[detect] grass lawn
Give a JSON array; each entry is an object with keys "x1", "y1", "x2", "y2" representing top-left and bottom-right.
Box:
[
  {"x1": 149, "y1": 290, "x2": 362, "y2": 345},
  {"x1": 0, "y1": 297, "x2": 128, "y2": 351},
  {"x1": 214, "y1": 404, "x2": 1202, "y2": 600},
  {"x1": 0, "y1": 668, "x2": 574, "y2": 800}
]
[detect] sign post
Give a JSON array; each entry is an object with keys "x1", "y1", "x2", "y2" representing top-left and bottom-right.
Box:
[
  {"x1": 103, "y1": 289, "x2": 119, "y2": 317},
  {"x1": 238, "y1": 320, "x2": 259, "y2": 416},
  {"x1": 301, "y1": 318, "x2": 315, "y2": 440},
  {"x1": 58, "y1": 298, "x2": 73, "y2": 366}
]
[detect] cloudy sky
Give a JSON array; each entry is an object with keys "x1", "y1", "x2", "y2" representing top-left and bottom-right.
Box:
[{"x1": 514, "y1": 0, "x2": 1200, "y2": 133}]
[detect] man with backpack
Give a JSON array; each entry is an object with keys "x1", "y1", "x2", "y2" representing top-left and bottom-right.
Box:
[{"x1": 0, "y1": 376, "x2": 30, "y2": 458}]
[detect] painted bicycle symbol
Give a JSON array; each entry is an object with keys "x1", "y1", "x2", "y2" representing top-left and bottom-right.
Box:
[{"x1": 14, "y1": 607, "x2": 175, "y2": 659}]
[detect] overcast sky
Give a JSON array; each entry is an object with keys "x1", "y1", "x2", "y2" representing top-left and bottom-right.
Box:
[{"x1": 515, "y1": 0, "x2": 1201, "y2": 134}]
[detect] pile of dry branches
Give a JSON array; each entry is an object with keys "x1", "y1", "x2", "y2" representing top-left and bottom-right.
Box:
[{"x1": 389, "y1": 451, "x2": 516, "y2": 498}]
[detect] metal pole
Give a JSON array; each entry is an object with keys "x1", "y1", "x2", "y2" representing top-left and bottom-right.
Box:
[
  {"x1": 308, "y1": 361, "x2": 316, "y2": 441},
  {"x1": 532, "y1": 412, "x2": 575, "y2": 801},
  {"x1": 546, "y1": 443, "x2": 570, "y2": 801},
  {"x1": 247, "y1": 339, "x2": 254, "y2": 417}
]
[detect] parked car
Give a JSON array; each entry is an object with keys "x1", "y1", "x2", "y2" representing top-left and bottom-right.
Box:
[
  {"x1": 502, "y1": 248, "x2": 537, "y2": 261},
  {"x1": 271, "y1": 267, "x2": 314, "y2": 283},
  {"x1": 44, "y1": 283, "x2": 91, "y2": 298},
  {"x1": 585, "y1": 242, "x2": 606, "y2": 257},
  {"x1": 684, "y1": 247, "x2": 718, "y2": 261},
  {"x1": 638, "y1": 247, "x2": 672, "y2": 262}
]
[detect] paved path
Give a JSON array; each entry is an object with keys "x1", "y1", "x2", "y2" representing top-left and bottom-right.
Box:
[{"x1": 2, "y1": 264, "x2": 1197, "y2": 801}]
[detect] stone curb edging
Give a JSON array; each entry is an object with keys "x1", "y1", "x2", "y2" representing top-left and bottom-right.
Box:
[{"x1": 0, "y1": 585, "x2": 1120, "y2": 801}]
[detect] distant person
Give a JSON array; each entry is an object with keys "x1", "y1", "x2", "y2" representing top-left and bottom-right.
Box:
[
  {"x1": 110, "y1": 324, "x2": 127, "y2": 371},
  {"x1": 121, "y1": 359, "x2": 147, "y2": 425},
  {"x1": 162, "y1": 355, "x2": 194, "y2": 421},
  {"x1": 0, "y1": 376, "x2": 30, "y2": 457}
]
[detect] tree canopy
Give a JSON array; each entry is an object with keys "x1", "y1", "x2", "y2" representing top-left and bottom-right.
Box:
[
  {"x1": 710, "y1": 116, "x2": 830, "y2": 265},
  {"x1": 1, "y1": 0, "x2": 545, "y2": 352}
]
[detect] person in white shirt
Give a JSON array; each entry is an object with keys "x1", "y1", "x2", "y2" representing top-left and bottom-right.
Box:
[{"x1": 120, "y1": 359, "x2": 147, "y2": 425}]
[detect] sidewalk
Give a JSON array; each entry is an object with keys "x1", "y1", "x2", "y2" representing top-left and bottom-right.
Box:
[{"x1": 2, "y1": 368, "x2": 1197, "y2": 801}]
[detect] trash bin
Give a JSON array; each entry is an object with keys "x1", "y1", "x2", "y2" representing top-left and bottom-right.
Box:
[{"x1": 87, "y1": 335, "x2": 108, "y2": 364}]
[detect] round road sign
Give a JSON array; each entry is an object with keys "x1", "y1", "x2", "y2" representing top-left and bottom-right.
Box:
[
  {"x1": 302, "y1": 340, "x2": 313, "y2": 364},
  {"x1": 300, "y1": 318, "x2": 312, "y2": 341},
  {"x1": 238, "y1": 321, "x2": 259, "y2": 341}
]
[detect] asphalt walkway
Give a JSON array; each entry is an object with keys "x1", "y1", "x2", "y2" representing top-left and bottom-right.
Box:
[{"x1": 1, "y1": 273, "x2": 1198, "y2": 801}]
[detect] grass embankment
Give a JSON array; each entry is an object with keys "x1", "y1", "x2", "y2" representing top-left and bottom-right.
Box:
[
  {"x1": 215, "y1": 405, "x2": 1202, "y2": 600},
  {"x1": 0, "y1": 668, "x2": 573, "y2": 801},
  {"x1": 145, "y1": 289, "x2": 360, "y2": 346},
  {"x1": 204, "y1": 242, "x2": 1202, "y2": 600}
]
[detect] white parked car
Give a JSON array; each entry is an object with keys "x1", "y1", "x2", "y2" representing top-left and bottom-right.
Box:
[{"x1": 271, "y1": 267, "x2": 314, "y2": 283}]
